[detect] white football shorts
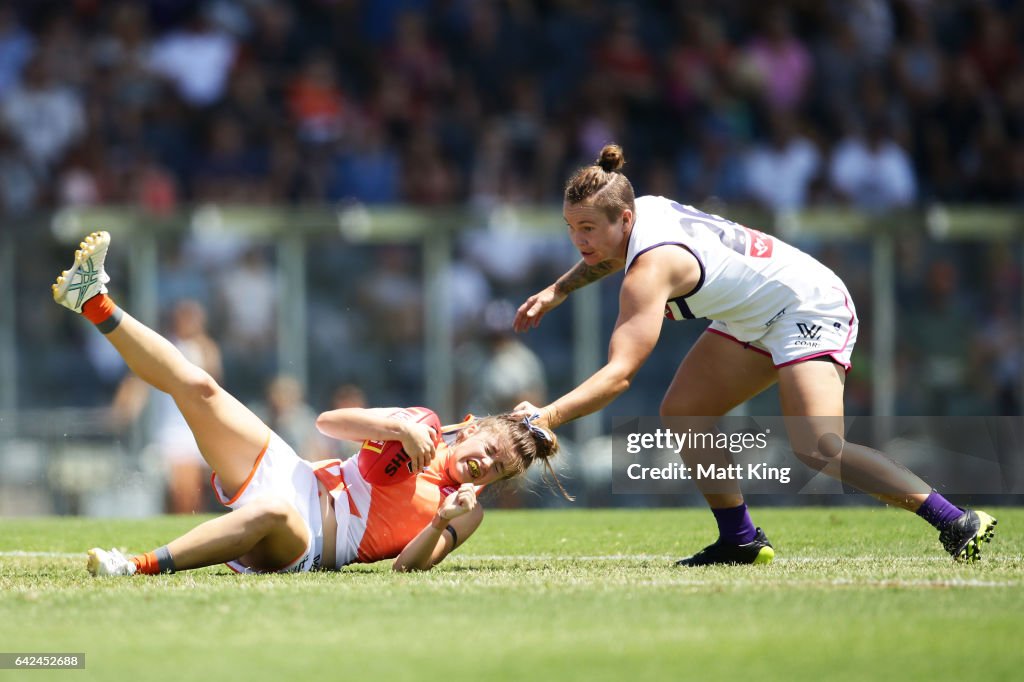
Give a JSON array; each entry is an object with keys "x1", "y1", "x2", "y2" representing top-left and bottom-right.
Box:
[
  {"x1": 212, "y1": 431, "x2": 324, "y2": 573},
  {"x1": 707, "y1": 284, "x2": 858, "y2": 370}
]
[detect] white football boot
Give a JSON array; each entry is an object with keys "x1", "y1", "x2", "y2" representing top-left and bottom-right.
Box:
[
  {"x1": 86, "y1": 547, "x2": 137, "y2": 577},
  {"x1": 52, "y1": 231, "x2": 111, "y2": 312}
]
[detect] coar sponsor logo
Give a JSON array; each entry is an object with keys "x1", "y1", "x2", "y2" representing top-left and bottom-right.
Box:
[
  {"x1": 746, "y1": 228, "x2": 774, "y2": 258},
  {"x1": 796, "y1": 322, "x2": 822, "y2": 340}
]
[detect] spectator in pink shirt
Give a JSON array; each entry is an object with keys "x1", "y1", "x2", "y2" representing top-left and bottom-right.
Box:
[{"x1": 742, "y1": 9, "x2": 812, "y2": 112}]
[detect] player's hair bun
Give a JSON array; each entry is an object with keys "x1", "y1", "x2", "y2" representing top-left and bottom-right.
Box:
[
  {"x1": 597, "y1": 144, "x2": 625, "y2": 173},
  {"x1": 565, "y1": 143, "x2": 634, "y2": 209}
]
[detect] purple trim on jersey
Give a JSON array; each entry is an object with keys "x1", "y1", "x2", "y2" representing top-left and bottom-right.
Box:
[
  {"x1": 667, "y1": 295, "x2": 695, "y2": 320},
  {"x1": 630, "y1": 242, "x2": 706, "y2": 297},
  {"x1": 705, "y1": 327, "x2": 773, "y2": 358},
  {"x1": 632, "y1": 242, "x2": 706, "y2": 324},
  {"x1": 774, "y1": 288, "x2": 857, "y2": 373},
  {"x1": 678, "y1": 243, "x2": 705, "y2": 297}
]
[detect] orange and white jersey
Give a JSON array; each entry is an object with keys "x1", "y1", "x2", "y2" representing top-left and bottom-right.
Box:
[
  {"x1": 312, "y1": 417, "x2": 477, "y2": 567},
  {"x1": 626, "y1": 195, "x2": 847, "y2": 342}
]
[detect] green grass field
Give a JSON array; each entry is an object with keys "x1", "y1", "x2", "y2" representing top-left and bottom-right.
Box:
[{"x1": 1, "y1": 508, "x2": 1021, "y2": 682}]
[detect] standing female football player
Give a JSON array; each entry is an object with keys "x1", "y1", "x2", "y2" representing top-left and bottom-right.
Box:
[
  {"x1": 513, "y1": 144, "x2": 995, "y2": 565},
  {"x1": 54, "y1": 232, "x2": 558, "y2": 576}
]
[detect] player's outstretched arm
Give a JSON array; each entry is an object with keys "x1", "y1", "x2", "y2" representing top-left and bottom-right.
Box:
[
  {"x1": 513, "y1": 259, "x2": 623, "y2": 332},
  {"x1": 316, "y1": 407, "x2": 438, "y2": 471},
  {"x1": 393, "y1": 484, "x2": 483, "y2": 571}
]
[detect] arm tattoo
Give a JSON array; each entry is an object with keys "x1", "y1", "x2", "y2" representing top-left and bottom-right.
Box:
[{"x1": 554, "y1": 260, "x2": 622, "y2": 296}]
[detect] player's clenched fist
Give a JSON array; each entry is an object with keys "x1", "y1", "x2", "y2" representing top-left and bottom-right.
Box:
[
  {"x1": 399, "y1": 421, "x2": 438, "y2": 471},
  {"x1": 438, "y1": 483, "x2": 478, "y2": 520}
]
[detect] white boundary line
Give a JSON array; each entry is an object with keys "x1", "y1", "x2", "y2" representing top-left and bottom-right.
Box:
[
  {"x1": 1, "y1": 551, "x2": 82, "y2": 558},
  {"x1": 3, "y1": 551, "x2": 1018, "y2": 587}
]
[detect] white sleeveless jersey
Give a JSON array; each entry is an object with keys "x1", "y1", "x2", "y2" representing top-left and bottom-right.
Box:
[{"x1": 625, "y1": 195, "x2": 846, "y2": 342}]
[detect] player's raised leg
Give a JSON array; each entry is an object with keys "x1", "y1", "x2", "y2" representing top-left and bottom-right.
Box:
[
  {"x1": 778, "y1": 359, "x2": 997, "y2": 561},
  {"x1": 52, "y1": 231, "x2": 265, "y2": 499},
  {"x1": 661, "y1": 331, "x2": 778, "y2": 566}
]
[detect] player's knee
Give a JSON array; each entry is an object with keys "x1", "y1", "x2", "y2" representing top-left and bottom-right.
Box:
[
  {"x1": 792, "y1": 433, "x2": 844, "y2": 470},
  {"x1": 245, "y1": 496, "x2": 291, "y2": 527},
  {"x1": 818, "y1": 433, "x2": 844, "y2": 458},
  {"x1": 178, "y1": 368, "x2": 220, "y2": 402}
]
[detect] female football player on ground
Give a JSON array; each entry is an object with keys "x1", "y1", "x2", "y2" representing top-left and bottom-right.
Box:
[
  {"x1": 53, "y1": 231, "x2": 558, "y2": 576},
  {"x1": 513, "y1": 144, "x2": 996, "y2": 566}
]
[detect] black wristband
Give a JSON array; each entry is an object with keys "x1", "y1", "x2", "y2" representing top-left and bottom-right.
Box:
[{"x1": 445, "y1": 524, "x2": 458, "y2": 547}]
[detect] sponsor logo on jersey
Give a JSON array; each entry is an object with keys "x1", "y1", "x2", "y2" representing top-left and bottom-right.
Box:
[
  {"x1": 746, "y1": 228, "x2": 774, "y2": 258},
  {"x1": 796, "y1": 323, "x2": 822, "y2": 340},
  {"x1": 765, "y1": 308, "x2": 787, "y2": 327}
]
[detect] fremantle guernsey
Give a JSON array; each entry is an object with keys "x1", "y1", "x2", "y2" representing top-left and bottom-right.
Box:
[{"x1": 625, "y1": 195, "x2": 848, "y2": 343}]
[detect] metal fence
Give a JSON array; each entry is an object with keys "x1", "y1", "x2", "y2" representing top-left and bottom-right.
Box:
[{"x1": 1, "y1": 202, "x2": 1021, "y2": 514}]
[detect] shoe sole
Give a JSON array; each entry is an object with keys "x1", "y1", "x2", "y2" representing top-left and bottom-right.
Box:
[
  {"x1": 52, "y1": 231, "x2": 110, "y2": 311},
  {"x1": 675, "y1": 545, "x2": 776, "y2": 567},
  {"x1": 956, "y1": 513, "x2": 997, "y2": 563}
]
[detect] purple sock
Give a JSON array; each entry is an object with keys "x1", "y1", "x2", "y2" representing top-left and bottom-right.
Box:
[
  {"x1": 712, "y1": 504, "x2": 757, "y2": 545},
  {"x1": 916, "y1": 492, "x2": 963, "y2": 530}
]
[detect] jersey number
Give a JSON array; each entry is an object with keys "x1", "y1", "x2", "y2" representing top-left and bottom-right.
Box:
[{"x1": 670, "y1": 203, "x2": 773, "y2": 258}]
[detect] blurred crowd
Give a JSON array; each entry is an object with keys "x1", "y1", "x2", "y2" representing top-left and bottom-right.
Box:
[
  {"x1": 0, "y1": 0, "x2": 1021, "y2": 216},
  {"x1": 2, "y1": 0, "x2": 1023, "y2": 512}
]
